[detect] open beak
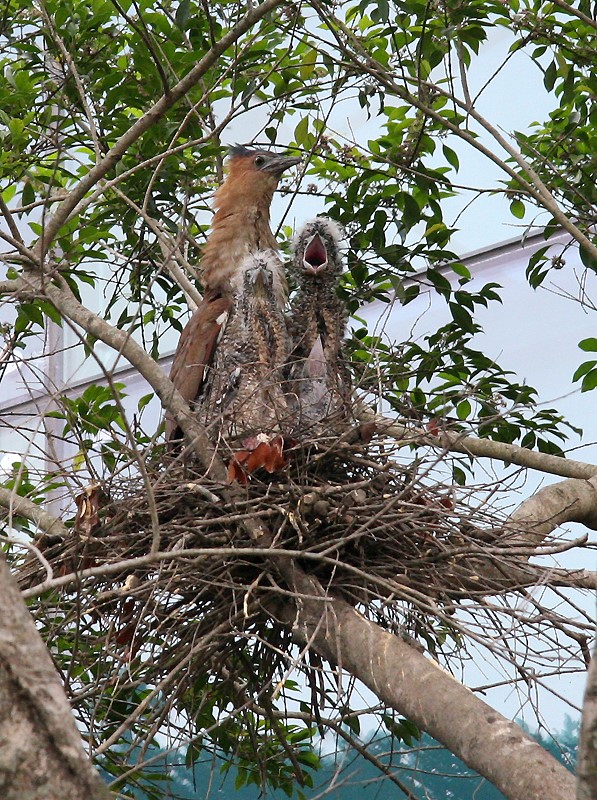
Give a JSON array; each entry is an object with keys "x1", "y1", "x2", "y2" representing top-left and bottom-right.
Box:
[
  {"x1": 303, "y1": 233, "x2": 328, "y2": 274},
  {"x1": 263, "y1": 154, "x2": 302, "y2": 175}
]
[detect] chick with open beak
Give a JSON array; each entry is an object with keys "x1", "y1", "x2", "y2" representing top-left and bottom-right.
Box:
[{"x1": 287, "y1": 217, "x2": 351, "y2": 433}]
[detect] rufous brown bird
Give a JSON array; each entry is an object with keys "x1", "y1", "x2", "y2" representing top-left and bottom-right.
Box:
[
  {"x1": 197, "y1": 250, "x2": 292, "y2": 482},
  {"x1": 287, "y1": 216, "x2": 351, "y2": 433},
  {"x1": 166, "y1": 145, "x2": 301, "y2": 443}
]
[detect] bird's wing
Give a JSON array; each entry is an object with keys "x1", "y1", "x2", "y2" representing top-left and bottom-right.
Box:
[{"x1": 165, "y1": 294, "x2": 232, "y2": 442}]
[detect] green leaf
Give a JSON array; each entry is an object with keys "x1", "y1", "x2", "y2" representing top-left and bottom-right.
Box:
[
  {"x1": 294, "y1": 117, "x2": 309, "y2": 147},
  {"x1": 510, "y1": 199, "x2": 525, "y2": 219},
  {"x1": 543, "y1": 60, "x2": 557, "y2": 92},
  {"x1": 299, "y1": 47, "x2": 317, "y2": 81},
  {"x1": 442, "y1": 144, "x2": 459, "y2": 170},
  {"x1": 21, "y1": 182, "x2": 35, "y2": 207},
  {"x1": 457, "y1": 399, "x2": 471, "y2": 420},
  {"x1": 537, "y1": 438, "x2": 565, "y2": 456},
  {"x1": 296, "y1": 751, "x2": 320, "y2": 768},
  {"x1": 234, "y1": 768, "x2": 247, "y2": 790},
  {"x1": 449, "y1": 302, "x2": 474, "y2": 332},
  {"x1": 453, "y1": 466, "x2": 467, "y2": 486},
  {"x1": 580, "y1": 246, "x2": 597, "y2": 271},
  {"x1": 578, "y1": 338, "x2": 597, "y2": 352},
  {"x1": 175, "y1": 0, "x2": 191, "y2": 28},
  {"x1": 451, "y1": 262, "x2": 471, "y2": 280},
  {"x1": 573, "y1": 360, "x2": 597, "y2": 382},
  {"x1": 581, "y1": 368, "x2": 597, "y2": 392},
  {"x1": 138, "y1": 393, "x2": 154, "y2": 411},
  {"x1": 427, "y1": 268, "x2": 452, "y2": 297}
]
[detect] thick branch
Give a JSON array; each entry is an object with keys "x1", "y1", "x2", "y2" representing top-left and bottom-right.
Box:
[
  {"x1": 511, "y1": 565, "x2": 597, "y2": 591},
  {"x1": 438, "y1": 476, "x2": 597, "y2": 595},
  {"x1": 280, "y1": 569, "x2": 575, "y2": 800},
  {"x1": 438, "y1": 432, "x2": 597, "y2": 480},
  {"x1": 0, "y1": 555, "x2": 111, "y2": 800},
  {"x1": 509, "y1": 476, "x2": 597, "y2": 542},
  {"x1": 359, "y1": 409, "x2": 597, "y2": 480},
  {"x1": 0, "y1": 486, "x2": 67, "y2": 539}
]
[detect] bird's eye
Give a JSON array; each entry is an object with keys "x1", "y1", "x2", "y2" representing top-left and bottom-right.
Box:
[{"x1": 254, "y1": 155, "x2": 266, "y2": 167}]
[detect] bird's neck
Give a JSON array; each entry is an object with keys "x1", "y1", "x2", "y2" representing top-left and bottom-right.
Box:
[{"x1": 201, "y1": 191, "x2": 280, "y2": 294}]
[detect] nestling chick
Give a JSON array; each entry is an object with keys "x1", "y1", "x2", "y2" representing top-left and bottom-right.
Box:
[
  {"x1": 287, "y1": 216, "x2": 352, "y2": 433},
  {"x1": 198, "y1": 250, "x2": 292, "y2": 479}
]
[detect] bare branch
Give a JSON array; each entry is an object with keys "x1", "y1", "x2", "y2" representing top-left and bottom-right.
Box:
[
  {"x1": 21, "y1": 546, "x2": 312, "y2": 599},
  {"x1": 0, "y1": 229, "x2": 39, "y2": 267},
  {"x1": 0, "y1": 194, "x2": 23, "y2": 245},
  {"x1": 38, "y1": 276, "x2": 228, "y2": 481}
]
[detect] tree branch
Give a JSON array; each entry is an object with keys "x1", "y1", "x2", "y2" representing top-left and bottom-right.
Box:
[
  {"x1": 577, "y1": 636, "x2": 597, "y2": 800},
  {"x1": 355, "y1": 409, "x2": 596, "y2": 594},
  {"x1": 0, "y1": 486, "x2": 68, "y2": 539},
  {"x1": 0, "y1": 195, "x2": 23, "y2": 244},
  {"x1": 545, "y1": 567, "x2": 597, "y2": 590},
  {"x1": 358, "y1": 408, "x2": 597, "y2": 480},
  {"x1": 509, "y1": 476, "x2": 597, "y2": 541},
  {"x1": 278, "y1": 568, "x2": 576, "y2": 800},
  {"x1": 543, "y1": 0, "x2": 597, "y2": 31}
]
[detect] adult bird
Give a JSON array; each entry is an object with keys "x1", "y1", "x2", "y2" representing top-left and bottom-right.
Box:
[
  {"x1": 166, "y1": 145, "x2": 301, "y2": 443},
  {"x1": 287, "y1": 216, "x2": 351, "y2": 433},
  {"x1": 198, "y1": 250, "x2": 291, "y2": 481}
]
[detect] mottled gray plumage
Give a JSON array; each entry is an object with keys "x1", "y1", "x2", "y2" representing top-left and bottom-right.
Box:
[
  {"x1": 197, "y1": 250, "x2": 290, "y2": 444},
  {"x1": 287, "y1": 217, "x2": 351, "y2": 431}
]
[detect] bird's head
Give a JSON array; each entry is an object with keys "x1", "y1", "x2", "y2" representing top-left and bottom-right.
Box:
[
  {"x1": 232, "y1": 250, "x2": 286, "y2": 307},
  {"x1": 293, "y1": 217, "x2": 345, "y2": 279},
  {"x1": 228, "y1": 145, "x2": 302, "y2": 176},
  {"x1": 214, "y1": 145, "x2": 301, "y2": 211}
]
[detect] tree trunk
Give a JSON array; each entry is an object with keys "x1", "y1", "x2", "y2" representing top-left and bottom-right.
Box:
[
  {"x1": 0, "y1": 555, "x2": 111, "y2": 800},
  {"x1": 577, "y1": 638, "x2": 597, "y2": 800}
]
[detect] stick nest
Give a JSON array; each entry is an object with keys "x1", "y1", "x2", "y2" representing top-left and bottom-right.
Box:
[{"x1": 18, "y1": 429, "x2": 573, "y2": 768}]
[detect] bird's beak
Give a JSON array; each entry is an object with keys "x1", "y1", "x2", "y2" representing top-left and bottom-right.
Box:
[
  {"x1": 303, "y1": 233, "x2": 328, "y2": 274},
  {"x1": 262, "y1": 154, "x2": 302, "y2": 175},
  {"x1": 250, "y1": 265, "x2": 272, "y2": 295}
]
